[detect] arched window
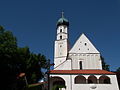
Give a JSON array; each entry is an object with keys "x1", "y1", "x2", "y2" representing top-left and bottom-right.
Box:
[
  {"x1": 60, "y1": 29, "x2": 62, "y2": 32},
  {"x1": 60, "y1": 36, "x2": 62, "y2": 39},
  {"x1": 99, "y1": 76, "x2": 111, "y2": 84},
  {"x1": 75, "y1": 76, "x2": 86, "y2": 84},
  {"x1": 79, "y1": 61, "x2": 82, "y2": 70},
  {"x1": 88, "y1": 75, "x2": 97, "y2": 84}
]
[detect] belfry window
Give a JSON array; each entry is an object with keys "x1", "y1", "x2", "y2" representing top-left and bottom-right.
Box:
[
  {"x1": 60, "y1": 29, "x2": 62, "y2": 32},
  {"x1": 60, "y1": 36, "x2": 62, "y2": 39},
  {"x1": 79, "y1": 61, "x2": 83, "y2": 70}
]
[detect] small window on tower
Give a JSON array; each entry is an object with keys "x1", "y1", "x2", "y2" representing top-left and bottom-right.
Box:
[
  {"x1": 60, "y1": 53, "x2": 62, "y2": 55},
  {"x1": 60, "y1": 36, "x2": 62, "y2": 39},
  {"x1": 60, "y1": 29, "x2": 62, "y2": 32},
  {"x1": 85, "y1": 43, "x2": 87, "y2": 46}
]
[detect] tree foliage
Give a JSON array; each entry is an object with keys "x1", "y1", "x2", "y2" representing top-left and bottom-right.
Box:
[
  {"x1": 101, "y1": 56, "x2": 110, "y2": 71},
  {"x1": 0, "y1": 26, "x2": 49, "y2": 90},
  {"x1": 116, "y1": 67, "x2": 120, "y2": 72}
]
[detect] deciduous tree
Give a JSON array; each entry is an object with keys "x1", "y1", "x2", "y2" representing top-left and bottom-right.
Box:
[
  {"x1": 0, "y1": 26, "x2": 49, "y2": 90},
  {"x1": 101, "y1": 56, "x2": 110, "y2": 71}
]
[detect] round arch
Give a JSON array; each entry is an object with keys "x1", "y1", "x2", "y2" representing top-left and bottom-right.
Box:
[
  {"x1": 75, "y1": 75, "x2": 86, "y2": 84},
  {"x1": 99, "y1": 75, "x2": 111, "y2": 84},
  {"x1": 88, "y1": 75, "x2": 97, "y2": 84},
  {"x1": 50, "y1": 76, "x2": 66, "y2": 90}
]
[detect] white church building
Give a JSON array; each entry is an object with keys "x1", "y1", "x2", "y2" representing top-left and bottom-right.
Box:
[{"x1": 49, "y1": 14, "x2": 119, "y2": 90}]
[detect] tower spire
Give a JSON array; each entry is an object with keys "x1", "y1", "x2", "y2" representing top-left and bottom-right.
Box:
[{"x1": 61, "y1": 11, "x2": 64, "y2": 18}]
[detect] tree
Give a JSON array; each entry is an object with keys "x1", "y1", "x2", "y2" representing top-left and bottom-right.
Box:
[
  {"x1": 0, "y1": 26, "x2": 49, "y2": 90},
  {"x1": 101, "y1": 56, "x2": 110, "y2": 71},
  {"x1": 0, "y1": 26, "x2": 18, "y2": 89},
  {"x1": 116, "y1": 67, "x2": 120, "y2": 72},
  {"x1": 16, "y1": 47, "x2": 48, "y2": 84}
]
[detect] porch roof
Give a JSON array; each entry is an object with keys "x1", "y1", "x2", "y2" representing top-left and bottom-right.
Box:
[{"x1": 49, "y1": 70, "x2": 115, "y2": 75}]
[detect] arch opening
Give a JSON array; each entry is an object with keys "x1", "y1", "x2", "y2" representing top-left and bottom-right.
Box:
[
  {"x1": 88, "y1": 75, "x2": 97, "y2": 84},
  {"x1": 60, "y1": 36, "x2": 62, "y2": 39},
  {"x1": 99, "y1": 76, "x2": 111, "y2": 84},
  {"x1": 75, "y1": 75, "x2": 86, "y2": 84},
  {"x1": 50, "y1": 77, "x2": 66, "y2": 90}
]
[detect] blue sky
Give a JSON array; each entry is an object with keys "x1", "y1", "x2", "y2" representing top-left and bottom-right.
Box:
[{"x1": 0, "y1": 0, "x2": 120, "y2": 71}]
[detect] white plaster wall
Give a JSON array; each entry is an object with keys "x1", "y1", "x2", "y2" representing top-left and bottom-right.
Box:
[
  {"x1": 54, "y1": 39, "x2": 68, "y2": 68},
  {"x1": 72, "y1": 54, "x2": 78, "y2": 69},
  {"x1": 72, "y1": 75, "x2": 119, "y2": 90},
  {"x1": 54, "y1": 57, "x2": 66, "y2": 69},
  {"x1": 50, "y1": 74, "x2": 119, "y2": 90},
  {"x1": 69, "y1": 33, "x2": 99, "y2": 53},
  {"x1": 54, "y1": 39, "x2": 68, "y2": 58},
  {"x1": 69, "y1": 53, "x2": 102, "y2": 70},
  {"x1": 54, "y1": 59, "x2": 72, "y2": 70}
]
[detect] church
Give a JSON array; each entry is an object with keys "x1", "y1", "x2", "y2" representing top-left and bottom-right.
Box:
[{"x1": 49, "y1": 14, "x2": 119, "y2": 90}]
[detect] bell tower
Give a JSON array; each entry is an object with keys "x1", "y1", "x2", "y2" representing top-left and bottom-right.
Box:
[{"x1": 54, "y1": 12, "x2": 69, "y2": 69}]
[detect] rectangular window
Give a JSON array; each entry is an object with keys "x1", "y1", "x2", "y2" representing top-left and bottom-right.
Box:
[{"x1": 80, "y1": 61, "x2": 82, "y2": 70}]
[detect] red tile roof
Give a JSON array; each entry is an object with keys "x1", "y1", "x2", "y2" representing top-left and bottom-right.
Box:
[{"x1": 50, "y1": 70, "x2": 115, "y2": 75}]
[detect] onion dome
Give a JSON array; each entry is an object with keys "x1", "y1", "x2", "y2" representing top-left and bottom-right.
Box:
[{"x1": 57, "y1": 12, "x2": 69, "y2": 27}]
